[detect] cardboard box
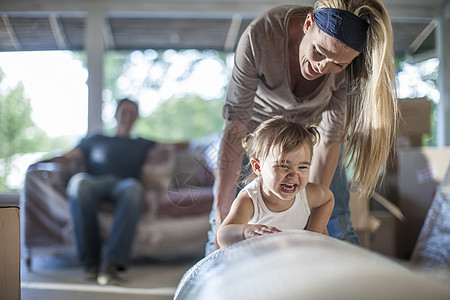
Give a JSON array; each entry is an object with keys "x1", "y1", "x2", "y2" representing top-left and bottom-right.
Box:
[
  {"x1": 387, "y1": 98, "x2": 432, "y2": 172},
  {"x1": 397, "y1": 147, "x2": 450, "y2": 259},
  {"x1": 0, "y1": 205, "x2": 21, "y2": 300},
  {"x1": 350, "y1": 189, "x2": 403, "y2": 255},
  {"x1": 370, "y1": 210, "x2": 399, "y2": 258},
  {"x1": 349, "y1": 190, "x2": 371, "y2": 232},
  {"x1": 397, "y1": 97, "x2": 432, "y2": 144},
  {"x1": 349, "y1": 190, "x2": 372, "y2": 248}
]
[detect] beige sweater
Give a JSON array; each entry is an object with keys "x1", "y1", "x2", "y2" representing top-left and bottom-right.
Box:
[{"x1": 223, "y1": 5, "x2": 348, "y2": 142}]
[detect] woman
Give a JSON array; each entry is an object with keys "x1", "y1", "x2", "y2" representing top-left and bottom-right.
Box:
[{"x1": 206, "y1": 0, "x2": 397, "y2": 255}]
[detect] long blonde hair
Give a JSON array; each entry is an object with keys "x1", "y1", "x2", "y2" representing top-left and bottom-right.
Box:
[{"x1": 314, "y1": 0, "x2": 398, "y2": 196}]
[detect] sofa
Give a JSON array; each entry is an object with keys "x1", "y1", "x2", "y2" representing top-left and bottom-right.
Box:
[
  {"x1": 21, "y1": 138, "x2": 218, "y2": 269},
  {"x1": 174, "y1": 230, "x2": 450, "y2": 300}
]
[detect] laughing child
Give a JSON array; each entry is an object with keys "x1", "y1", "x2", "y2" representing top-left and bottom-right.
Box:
[{"x1": 217, "y1": 116, "x2": 334, "y2": 248}]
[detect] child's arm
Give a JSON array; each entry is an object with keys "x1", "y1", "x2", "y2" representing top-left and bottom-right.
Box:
[
  {"x1": 305, "y1": 183, "x2": 335, "y2": 234},
  {"x1": 217, "y1": 192, "x2": 280, "y2": 248}
]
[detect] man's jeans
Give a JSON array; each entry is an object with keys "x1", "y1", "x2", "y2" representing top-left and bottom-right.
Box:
[
  {"x1": 205, "y1": 160, "x2": 359, "y2": 256},
  {"x1": 67, "y1": 173, "x2": 144, "y2": 268}
]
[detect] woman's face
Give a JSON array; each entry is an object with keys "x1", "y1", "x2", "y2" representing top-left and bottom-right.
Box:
[{"x1": 299, "y1": 13, "x2": 360, "y2": 81}]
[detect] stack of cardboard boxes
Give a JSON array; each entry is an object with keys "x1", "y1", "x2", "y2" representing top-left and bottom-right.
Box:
[
  {"x1": 373, "y1": 98, "x2": 450, "y2": 259},
  {"x1": 350, "y1": 98, "x2": 450, "y2": 260},
  {"x1": 396, "y1": 146, "x2": 450, "y2": 259}
]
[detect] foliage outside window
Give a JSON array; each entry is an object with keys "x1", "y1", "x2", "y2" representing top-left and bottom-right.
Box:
[
  {"x1": 100, "y1": 49, "x2": 232, "y2": 141},
  {"x1": 0, "y1": 49, "x2": 232, "y2": 192},
  {"x1": 0, "y1": 69, "x2": 72, "y2": 192},
  {"x1": 0, "y1": 53, "x2": 440, "y2": 192},
  {"x1": 396, "y1": 58, "x2": 439, "y2": 146}
]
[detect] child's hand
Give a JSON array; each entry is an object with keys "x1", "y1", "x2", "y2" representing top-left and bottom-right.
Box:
[{"x1": 243, "y1": 224, "x2": 281, "y2": 239}]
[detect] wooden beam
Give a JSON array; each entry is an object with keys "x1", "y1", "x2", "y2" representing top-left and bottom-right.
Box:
[
  {"x1": 49, "y1": 14, "x2": 68, "y2": 50},
  {"x1": 0, "y1": 0, "x2": 441, "y2": 19},
  {"x1": 408, "y1": 20, "x2": 437, "y2": 54},
  {"x1": 103, "y1": 19, "x2": 115, "y2": 50},
  {"x1": 1, "y1": 15, "x2": 21, "y2": 50},
  {"x1": 224, "y1": 14, "x2": 241, "y2": 52}
]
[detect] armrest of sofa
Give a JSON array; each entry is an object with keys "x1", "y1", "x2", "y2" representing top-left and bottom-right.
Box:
[
  {"x1": 141, "y1": 142, "x2": 215, "y2": 218},
  {"x1": 23, "y1": 157, "x2": 85, "y2": 247},
  {"x1": 141, "y1": 144, "x2": 177, "y2": 190},
  {"x1": 25, "y1": 162, "x2": 67, "y2": 197}
]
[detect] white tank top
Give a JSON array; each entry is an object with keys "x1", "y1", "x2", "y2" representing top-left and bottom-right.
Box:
[{"x1": 243, "y1": 178, "x2": 311, "y2": 230}]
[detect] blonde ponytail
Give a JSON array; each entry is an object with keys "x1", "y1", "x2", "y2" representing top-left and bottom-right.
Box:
[{"x1": 315, "y1": 0, "x2": 398, "y2": 196}]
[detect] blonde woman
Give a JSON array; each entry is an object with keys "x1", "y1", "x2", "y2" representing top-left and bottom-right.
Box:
[
  {"x1": 217, "y1": 116, "x2": 334, "y2": 248},
  {"x1": 206, "y1": 0, "x2": 397, "y2": 255}
]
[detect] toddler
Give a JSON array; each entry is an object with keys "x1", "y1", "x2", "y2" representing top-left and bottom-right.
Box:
[{"x1": 217, "y1": 116, "x2": 334, "y2": 248}]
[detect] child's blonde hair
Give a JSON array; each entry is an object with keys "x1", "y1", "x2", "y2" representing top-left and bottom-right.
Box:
[{"x1": 241, "y1": 116, "x2": 320, "y2": 183}]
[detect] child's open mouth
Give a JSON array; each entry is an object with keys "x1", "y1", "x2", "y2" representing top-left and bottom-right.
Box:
[{"x1": 281, "y1": 183, "x2": 297, "y2": 192}]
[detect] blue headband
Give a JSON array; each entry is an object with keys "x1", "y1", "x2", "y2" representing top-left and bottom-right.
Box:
[{"x1": 313, "y1": 8, "x2": 369, "y2": 53}]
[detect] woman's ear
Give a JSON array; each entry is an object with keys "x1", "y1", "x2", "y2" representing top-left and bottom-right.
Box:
[
  {"x1": 304, "y1": 13, "x2": 314, "y2": 34},
  {"x1": 250, "y1": 158, "x2": 262, "y2": 175}
]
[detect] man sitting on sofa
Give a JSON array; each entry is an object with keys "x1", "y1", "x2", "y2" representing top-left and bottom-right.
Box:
[{"x1": 58, "y1": 98, "x2": 155, "y2": 285}]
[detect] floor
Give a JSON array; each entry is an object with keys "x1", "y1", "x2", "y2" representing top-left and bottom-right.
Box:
[{"x1": 20, "y1": 249, "x2": 201, "y2": 300}]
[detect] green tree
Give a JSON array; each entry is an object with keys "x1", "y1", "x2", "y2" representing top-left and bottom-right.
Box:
[
  {"x1": 396, "y1": 58, "x2": 439, "y2": 146},
  {"x1": 0, "y1": 68, "x2": 50, "y2": 191},
  {"x1": 103, "y1": 49, "x2": 231, "y2": 140},
  {"x1": 136, "y1": 95, "x2": 224, "y2": 142}
]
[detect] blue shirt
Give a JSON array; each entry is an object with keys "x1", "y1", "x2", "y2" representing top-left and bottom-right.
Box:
[{"x1": 77, "y1": 134, "x2": 156, "y2": 179}]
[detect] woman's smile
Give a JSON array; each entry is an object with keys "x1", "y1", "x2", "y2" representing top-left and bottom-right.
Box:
[{"x1": 306, "y1": 60, "x2": 321, "y2": 78}]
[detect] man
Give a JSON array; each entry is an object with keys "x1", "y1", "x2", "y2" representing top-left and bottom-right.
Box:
[{"x1": 62, "y1": 98, "x2": 155, "y2": 285}]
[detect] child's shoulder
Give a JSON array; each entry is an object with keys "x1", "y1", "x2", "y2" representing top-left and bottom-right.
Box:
[
  {"x1": 228, "y1": 188, "x2": 256, "y2": 220},
  {"x1": 234, "y1": 187, "x2": 254, "y2": 207}
]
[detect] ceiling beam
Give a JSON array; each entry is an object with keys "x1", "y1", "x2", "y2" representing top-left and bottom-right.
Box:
[
  {"x1": 0, "y1": 0, "x2": 443, "y2": 19},
  {"x1": 103, "y1": 19, "x2": 115, "y2": 50},
  {"x1": 1, "y1": 14, "x2": 21, "y2": 50},
  {"x1": 224, "y1": 14, "x2": 242, "y2": 52},
  {"x1": 49, "y1": 14, "x2": 67, "y2": 50},
  {"x1": 408, "y1": 19, "x2": 437, "y2": 54},
  {"x1": 405, "y1": 49, "x2": 436, "y2": 63}
]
